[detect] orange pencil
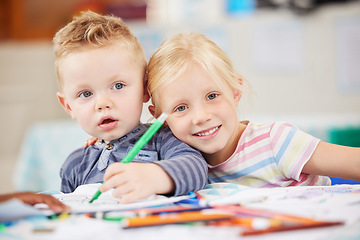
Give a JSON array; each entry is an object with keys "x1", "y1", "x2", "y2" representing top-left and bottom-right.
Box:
[{"x1": 122, "y1": 210, "x2": 234, "y2": 228}]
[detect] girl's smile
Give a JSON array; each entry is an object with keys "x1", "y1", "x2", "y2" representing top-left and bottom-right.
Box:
[
  {"x1": 157, "y1": 63, "x2": 242, "y2": 165},
  {"x1": 193, "y1": 125, "x2": 221, "y2": 138}
]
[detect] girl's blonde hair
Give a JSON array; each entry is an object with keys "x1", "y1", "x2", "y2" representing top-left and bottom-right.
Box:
[
  {"x1": 53, "y1": 11, "x2": 146, "y2": 89},
  {"x1": 147, "y1": 32, "x2": 243, "y2": 116}
]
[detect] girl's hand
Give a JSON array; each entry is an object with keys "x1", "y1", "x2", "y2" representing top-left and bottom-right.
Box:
[
  {"x1": 100, "y1": 162, "x2": 174, "y2": 203},
  {"x1": 0, "y1": 192, "x2": 70, "y2": 213},
  {"x1": 83, "y1": 137, "x2": 98, "y2": 147}
]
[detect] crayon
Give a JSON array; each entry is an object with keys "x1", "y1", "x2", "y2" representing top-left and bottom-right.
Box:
[
  {"x1": 121, "y1": 210, "x2": 234, "y2": 228},
  {"x1": 89, "y1": 113, "x2": 168, "y2": 203}
]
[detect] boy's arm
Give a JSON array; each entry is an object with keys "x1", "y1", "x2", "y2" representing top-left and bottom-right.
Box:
[
  {"x1": 100, "y1": 129, "x2": 208, "y2": 203},
  {"x1": 101, "y1": 150, "x2": 207, "y2": 203},
  {"x1": 101, "y1": 162, "x2": 174, "y2": 203},
  {"x1": 153, "y1": 130, "x2": 208, "y2": 196},
  {"x1": 302, "y1": 141, "x2": 360, "y2": 181},
  {"x1": 59, "y1": 147, "x2": 89, "y2": 193},
  {"x1": 154, "y1": 149, "x2": 208, "y2": 196}
]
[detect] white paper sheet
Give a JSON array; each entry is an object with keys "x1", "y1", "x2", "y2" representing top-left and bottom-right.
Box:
[
  {"x1": 0, "y1": 199, "x2": 44, "y2": 222},
  {"x1": 39, "y1": 183, "x2": 190, "y2": 214}
]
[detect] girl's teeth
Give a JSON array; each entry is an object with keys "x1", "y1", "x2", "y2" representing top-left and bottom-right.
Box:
[{"x1": 196, "y1": 126, "x2": 219, "y2": 136}]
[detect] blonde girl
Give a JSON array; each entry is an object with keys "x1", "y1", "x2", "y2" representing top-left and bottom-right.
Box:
[{"x1": 147, "y1": 32, "x2": 360, "y2": 187}]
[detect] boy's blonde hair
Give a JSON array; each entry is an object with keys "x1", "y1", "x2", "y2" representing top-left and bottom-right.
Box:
[
  {"x1": 147, "y1": 32, "x2": 243, "y2": 116},
  {"x1": 53, "y1": 11, "x2": 146, "y2": 89}
]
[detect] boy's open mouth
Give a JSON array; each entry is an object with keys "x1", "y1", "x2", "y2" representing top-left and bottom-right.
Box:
[
  {"x1": 99, "y1": 117, "x2": 118, "y2": 130},
  {"x1": 101, "y1": 118, "x2": 116, "y2": 125}
]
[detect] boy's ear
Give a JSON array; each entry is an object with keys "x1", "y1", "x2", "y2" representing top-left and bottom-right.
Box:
[
  {"x1": 148, "y1": 105, "x2": 156, "y2": 117},
  {"x1": 143, "y1": 84, "x2": 150, "y2": 103},
  {"x1": 143, "y1": 89, "x2": 150, "y2": 103},
  {"x1": 57, "y1": 92, "x2": 74, "y2": 117}
]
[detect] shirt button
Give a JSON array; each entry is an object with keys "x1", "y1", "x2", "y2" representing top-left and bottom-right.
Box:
[
  {"x1": 106, "y1": 144, "x2": 113, "y2": 150},
  {"x1": 97, "y1": 139, "x2": 104, "y2": 145}
]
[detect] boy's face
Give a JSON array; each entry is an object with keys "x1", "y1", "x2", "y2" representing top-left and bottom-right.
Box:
[
  {"x1": 57, "y1": 43, "x2": 148, "y2": 142},
  {"x1": 155, "y1": 63, "x2": 241, "y2": 163}
]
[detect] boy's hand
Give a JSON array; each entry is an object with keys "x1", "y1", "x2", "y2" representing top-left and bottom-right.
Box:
[
  {"x1": 0, "y1": 192, "x2": 70, "y2": 213},
  {"x1": 83, "y1": 137, "x2": 98, "y2": 147},
  {"x1": 100, "y1": 162, "x2": 175, "y2": 203}
]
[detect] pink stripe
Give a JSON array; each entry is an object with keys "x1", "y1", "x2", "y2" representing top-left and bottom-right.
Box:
[
  {"x1": 288, "y1": 174, "x2": 309, "y2": 186},
  {"x1": 262, "y1": 182, "x2": 282, "y2": 188},
  {"x1": 239, "y1": 132, "x2": 269, "y2": 152},
  {"x1": 269, "y1": 123, "x2": 287, "y2": 148},
  {"x1": 261, "y1": 174, "x2": 310, "y2": 187},
  {"x1": 218, "y1": 144, "x2": 272, "y2": 171},
  {"x1": 307, "y1": 175, "x2": 319, "y2": 185},
  {"x1": 292, "y1": 138, "x2": 320, "y2": 177}
]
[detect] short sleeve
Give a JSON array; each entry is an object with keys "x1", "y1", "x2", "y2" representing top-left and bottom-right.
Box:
[{"x1": 269, "y1": 122, "x2": 320, "y2": 180}]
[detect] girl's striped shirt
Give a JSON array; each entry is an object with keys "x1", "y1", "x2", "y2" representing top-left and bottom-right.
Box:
[{"x1": 208, "y1": 122, "x2": 331, "y2": 187}]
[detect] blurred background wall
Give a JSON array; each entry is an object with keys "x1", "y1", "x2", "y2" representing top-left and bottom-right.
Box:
[{"x1": 0, "y1": 0, "x2": 359, "y2": 193}]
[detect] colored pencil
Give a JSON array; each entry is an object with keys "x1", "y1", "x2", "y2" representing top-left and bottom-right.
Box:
[{"x1": 121, "y1": 210, "x2": 234, "y2": 228}]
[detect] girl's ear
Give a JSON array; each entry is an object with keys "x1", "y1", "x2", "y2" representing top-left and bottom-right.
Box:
[
  {"x1": 233, "y1": 74, "x2": 243, "y2": 104},
  {"x1": 148, "y1": 105, "x2": 169, "y2": 127},
  {"x1": 57, "y1": 92, "x2": 74, "y2": 118}
]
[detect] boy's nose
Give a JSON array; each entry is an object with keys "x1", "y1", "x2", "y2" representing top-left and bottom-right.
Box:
[{"x1": 95, "y1": 96, "x2": 113, "y2": 111}]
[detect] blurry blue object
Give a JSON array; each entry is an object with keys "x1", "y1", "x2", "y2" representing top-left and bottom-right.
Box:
[
  {"x1": 330, "y1": 177, "x2": 360, "y2": 185},
  {"x1": 226, "y1": 0, "x2": 255, "y2": 17},
  {"x1": 14, "y1": 120, "x2": 89, "y2": 192}
]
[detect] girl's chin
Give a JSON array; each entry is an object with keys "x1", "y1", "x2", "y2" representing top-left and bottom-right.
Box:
[{"x1": 198, "y1": 145, "x2": 224, "y2": 155}]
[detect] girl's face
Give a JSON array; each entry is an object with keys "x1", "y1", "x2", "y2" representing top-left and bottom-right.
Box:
[{"x1": 155, "y1": 63, "x2": 242, "y2": 165}]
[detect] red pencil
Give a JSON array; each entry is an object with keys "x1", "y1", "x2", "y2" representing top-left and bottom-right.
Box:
[{"x1": 194, "y1": 192, "x2": 206, "y2": 200}]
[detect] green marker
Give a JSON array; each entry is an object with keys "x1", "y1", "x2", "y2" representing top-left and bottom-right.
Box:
[{"x1": 89, "y1": 113, "x2": 168, "y2": 203}]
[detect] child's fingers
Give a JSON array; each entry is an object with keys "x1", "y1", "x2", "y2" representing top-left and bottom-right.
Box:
[
  {"x1": 119, "y1": 190, "x2": 142, "y2": 204},
  {"x1": 119, "y1": 186, "x2": 153, "y2": 204},
  {"x1": 41, "y1": 195, "x2": 70, "y2": 212},
  {"x1": 100, "y1": 171, "x2": 127, "y2": 193},
  {"x1": 112, "y1": 183, "x2": 133, "y2": 199},
  {"x1": 103, "y1": 162, "x2": 125, "y2": 181},
  {"x1": 14, "y1": 192, "x2": 70, "y2": 212},
  {"x1": 82, "y1": 137, "x2": 98, "y2": 147}
]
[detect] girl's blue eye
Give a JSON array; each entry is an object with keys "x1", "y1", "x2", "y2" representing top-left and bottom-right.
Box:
[
  {"x1": 175, "y1": 105, "x2": 188, "y2": 112},
  {"x1": 79, "y1": 91, "x2": 92, "y2": 98},
  {"x1": 113, "y1": 83, "x2": 124, "y2": 90},
  {"x1": 208, "y1": 93, "x2": 218, "y2": 100}
]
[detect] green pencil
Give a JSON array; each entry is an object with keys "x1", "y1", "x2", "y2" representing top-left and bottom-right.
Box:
[{"x1": 89, "y1": 113, "x2": 168, "y2": 203}]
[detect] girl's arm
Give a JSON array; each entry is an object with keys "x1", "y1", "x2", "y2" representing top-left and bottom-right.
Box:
[{"x1": 302, "y1": 141, "x2": 360, "y2": 181}]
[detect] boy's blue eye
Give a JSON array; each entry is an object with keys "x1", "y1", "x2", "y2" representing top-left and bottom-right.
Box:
[
  {"x1": 208, "y1": 93, "x2": 218, "y2": 100},
  {"x1": 175, "y1": 105, "x2": 188, "y2": 112},
  {"x1": 79, "y1": 91, "x2": 92, "y2": 98},
  {"x1": 113, "y1": 83, "x2": 124, "y2": 90}
]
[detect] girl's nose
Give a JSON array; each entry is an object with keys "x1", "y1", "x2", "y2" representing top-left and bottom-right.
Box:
[
  {"x1": 192, "y1": 108, "x2": 211, "y2": 125},
  {"x1": 95, "y1": 96, "x2": 113, "y2": 111}
]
